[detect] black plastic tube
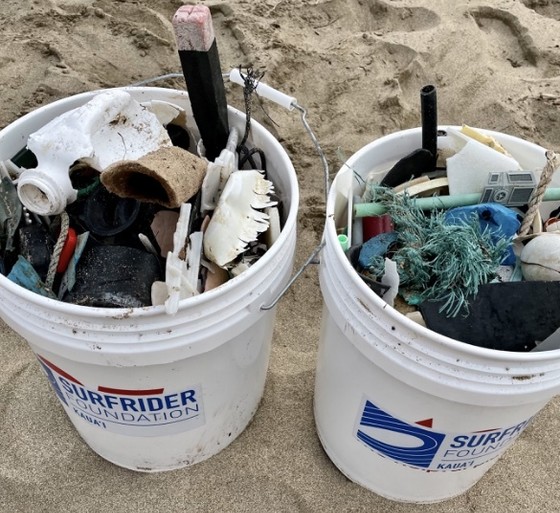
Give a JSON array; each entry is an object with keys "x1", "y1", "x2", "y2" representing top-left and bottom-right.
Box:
[{"x1": 420, "y1": 84, "x2": 438, "y2": 170}]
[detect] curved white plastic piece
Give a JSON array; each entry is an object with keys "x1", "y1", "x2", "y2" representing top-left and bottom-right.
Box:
[
  {"x1": 204, "y1": 169, "x2": 276, "y2": 268},
  {"x1": 228, "y1": 68, "x2": 296, "y2": 111},
  {"x1": 201, "y1": 128, "x2": 239, "y2": 211},
  {"x1": 18, "y1": 90, "x2": 171, "y2": 215}
]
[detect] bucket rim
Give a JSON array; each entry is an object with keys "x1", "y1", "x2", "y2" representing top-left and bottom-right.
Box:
[
  {"x1": 0, "y1": 86, "x2": 299, "y2": 317},
  {"x1": 325, "y1": 125, "x2": 560, "y2": 361}
]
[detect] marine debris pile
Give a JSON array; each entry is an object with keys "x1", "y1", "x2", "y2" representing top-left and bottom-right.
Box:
[
  {"x1": 0, "y1": 87, "x2": 282, "y2": 314},
  {"x1": 338, "y1": 85, "x2": 560, "y2": 352}
]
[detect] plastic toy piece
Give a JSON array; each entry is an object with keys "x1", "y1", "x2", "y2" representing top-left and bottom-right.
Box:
[
  {"x1": 479, "y1": 171, "x2": 536, "y2": 206},
  {"x1": 18, "y1": 90, "x2": 172, "y2": 216},
  {"x1": 204, "y1": 170, "x2": 276, "y2": 268}
]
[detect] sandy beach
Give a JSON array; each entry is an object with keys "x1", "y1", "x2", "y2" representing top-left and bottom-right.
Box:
[{"x1": 2, "y1": 0, "x2": 560, "y2": 511}]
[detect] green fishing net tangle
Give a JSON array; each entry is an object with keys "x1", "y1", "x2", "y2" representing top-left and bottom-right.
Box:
[{"x1": 364, "y1": 186, "x2": 510, "y2": 317}]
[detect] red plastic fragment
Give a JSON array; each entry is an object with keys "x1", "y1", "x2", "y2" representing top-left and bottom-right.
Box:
[{"x1": 56, "y1": 227, "x2": 77, "y2": 273}]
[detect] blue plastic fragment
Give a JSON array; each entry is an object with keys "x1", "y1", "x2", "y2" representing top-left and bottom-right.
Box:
[
  {"x1": 358, "y1": 231, "x2": 398, "y2": 269},
  {"x1": 444, "y1": 203, "x2": 520, "y2": 265},
  {"x1": 7, "y1": 255, "x2": 56, "y2": 298}
]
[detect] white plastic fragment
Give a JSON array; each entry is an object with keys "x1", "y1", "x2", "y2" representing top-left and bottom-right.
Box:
[
  {"x1": 203, "y1": 169, "x2": 277, "y2": 268},
  {"x1": 0, "y1": 160, "x2": 23, "y2": 180},
  {"x1": 446, "y1": 128, "x2": 522, "y2": 197},
  {"x1": 264, "y1": 206, "x2": 281, "y2": 249},
  {"x1": 151, "y1": 202, "x2": 201, "y2": 314},
  {"x1": 380, "y1": 257, "x2": 399, "y2": 307},
  {"x1": 18, "y1": 90, "x2": 172, "y2": 216},
  {"x1": 185, "y1": 231, "x2": 203, "y2": 294},
  {"x1": 200, "y1": 128, "x2": 239, "y2": 211},
  {"x1": 141, "y1": 99, "x2": 185, "y2": 127}
]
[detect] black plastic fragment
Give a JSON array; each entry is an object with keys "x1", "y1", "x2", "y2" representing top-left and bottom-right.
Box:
[
  {"x1": 419, "y1": 282, "x2": 560, "y2": 352},
  {"x1": 379, "y1": 149, "x2": 433, "y2": 188},
  {"x1": 18, "y1": 224, "x2": 53, "y2": 281},
  {"x1": 63, "y1": 245, "x2": 162, "y2": 308}
]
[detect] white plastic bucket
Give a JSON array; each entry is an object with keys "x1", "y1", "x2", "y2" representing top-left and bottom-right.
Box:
[
  {"x1": 315, "y1": 127, "x2": 560, "y2": 503},
  {"x1": 0, "y1": 87, "x2": 299, "y2": 472}
]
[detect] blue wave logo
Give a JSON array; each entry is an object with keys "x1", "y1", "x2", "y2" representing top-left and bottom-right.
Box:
[
  {"x1": 356, "y1": 400, "x2": 445, "y2": 468},
  {"x1": 38, "y1": 360, "x2": 68, "y2": 406}
]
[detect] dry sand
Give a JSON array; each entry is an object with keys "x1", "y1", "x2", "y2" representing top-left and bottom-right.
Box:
[{"x1": 2, "y1": 0, "x2": 560, "y2": 511}]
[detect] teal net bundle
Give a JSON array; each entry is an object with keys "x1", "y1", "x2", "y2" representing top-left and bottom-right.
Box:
[{"x1": 363, "y1": 186, "x2": 511, "y2": 317}]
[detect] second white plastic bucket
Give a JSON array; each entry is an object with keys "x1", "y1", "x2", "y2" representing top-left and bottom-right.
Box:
[
  {"x1": 315, "y1": 127, "x2": 560, "y2": 502},
  {"x1": 0, "y1": 87, "x2": 299, "y2": 472}
]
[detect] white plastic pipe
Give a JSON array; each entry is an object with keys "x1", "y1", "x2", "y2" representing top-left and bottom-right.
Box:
[{"x1": 228, "y1": 68, "x2": 296, "y2": 111}]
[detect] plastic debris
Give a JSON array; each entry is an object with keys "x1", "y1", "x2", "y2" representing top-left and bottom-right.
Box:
[
  {"x1": 446, "y1": 128, "x2": 522, "y2": 196},
  {"x1": 200, "y1": 128, "x2": 239, "y2": 211},
  {"x1": 444, "y1": 203, "x2": 520, "y2": 265},
  {"x1": 0, "y1": 174, "x2": 22, "y2": 257},
  {"x1": 63, "y1": 245, "x2": 161, "y2": 308},
  {"x1": 3, "y1": 72, "x2": 283, "y2": 312},
  {"x1": 7, "y1": 255, "x2": 56, "y2": 299},
  {"x1": 203, "y1": 170, "x2": 276, "y2": 268},
  {"x1": 18, "y1": 89, "x2": 172, "y2": 216},
  {"x1": 420, "y1": 282, "x2": 560, "y2": 352}
]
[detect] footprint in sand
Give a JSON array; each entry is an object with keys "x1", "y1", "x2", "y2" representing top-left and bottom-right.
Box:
[
  {"x1": 520, "y1": 0, "x2": 560, "y2": 22},
  {"x1": 470, "y1": 6, "x2": 539, "y2": 68},
  {"x1": 306, "y1": 0, "x2": 439, "y2": 34}
]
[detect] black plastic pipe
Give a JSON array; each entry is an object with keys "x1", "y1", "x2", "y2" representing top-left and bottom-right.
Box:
[{"x1": 420, "y1": 84, "x2": 438, "y2": 170}]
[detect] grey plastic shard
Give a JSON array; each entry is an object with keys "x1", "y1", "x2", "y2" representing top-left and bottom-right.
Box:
[
  {"x1": 17, "y1": 90, "x2": 172, "y2": 216},
  {"x1": 0, "y1": 175, "x2": 22, "y2": 254},
  {"x1": 204, "y1": 170, "x2": 277, "y2": 268}
]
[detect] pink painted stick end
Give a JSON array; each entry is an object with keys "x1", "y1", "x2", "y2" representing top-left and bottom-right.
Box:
[{"x1": 172, "y1": 5, "x2": 215, "y2": 52}]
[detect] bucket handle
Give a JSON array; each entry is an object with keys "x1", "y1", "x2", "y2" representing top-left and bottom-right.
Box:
[{"x1": 130, "y1": 73, "x2": 330, "y2": 311}]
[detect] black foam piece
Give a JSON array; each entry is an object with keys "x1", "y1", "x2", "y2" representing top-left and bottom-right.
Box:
[{"x1": 419, "y1": 282, "x2": 560, "y2": 352}]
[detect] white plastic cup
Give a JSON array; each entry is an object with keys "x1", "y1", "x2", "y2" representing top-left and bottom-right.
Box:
[
  {"x1": 315, "y1": 127, "x2": 560, "y2": 503},
  {"x1": 0, "y1": 87, "x2": 299, "y2": 472}
]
